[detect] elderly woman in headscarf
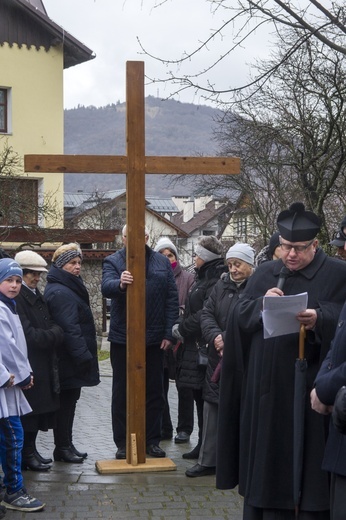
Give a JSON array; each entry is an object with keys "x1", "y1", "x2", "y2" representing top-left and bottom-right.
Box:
[
  {"x1": 14, "y1": 250, "x2": 64, "y2": 472},
  {"x1": 185, "y1": 243, "x2": 255, "y2": 477},
  {"x1": 44, "y1": 243, "x2": 100, "y2": 463},
  {"x1": 173, "y1": 235, "x2": 227, "y2": 460}
]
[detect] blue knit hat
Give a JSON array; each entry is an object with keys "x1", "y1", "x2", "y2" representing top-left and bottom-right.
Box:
[{"x1": 0, "y1": 258, "x2": 23, "y2": 283}]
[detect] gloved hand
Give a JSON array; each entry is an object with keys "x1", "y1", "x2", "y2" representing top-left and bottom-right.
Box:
[{"x1": 172, "y1": 323, "x2": 184, "y2": 342}]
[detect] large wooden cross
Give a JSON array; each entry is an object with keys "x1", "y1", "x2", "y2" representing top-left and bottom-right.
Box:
[{"x1": 25, "y1": 61, "x2": 240, "y2": 473}]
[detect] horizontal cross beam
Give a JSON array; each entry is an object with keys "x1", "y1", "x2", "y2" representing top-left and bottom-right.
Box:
[{"x1": 25, "y1": 155, "x2": 240, "y2": 175}]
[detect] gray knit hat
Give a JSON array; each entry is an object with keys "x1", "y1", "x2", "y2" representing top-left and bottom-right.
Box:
[
  {"x1": 226, "y1": 243, "x2": 255, "y2": 266},
  {"x1": 15, "y1": 250, "x2": 48, "y2": 272},
  {"x1": 154, "y1": 237, "x2": 178, "y2": 258}
]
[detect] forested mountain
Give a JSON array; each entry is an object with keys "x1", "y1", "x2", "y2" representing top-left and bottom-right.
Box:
[{"x1": 64, "y1": 96, "x2": 223, "y2": 196}]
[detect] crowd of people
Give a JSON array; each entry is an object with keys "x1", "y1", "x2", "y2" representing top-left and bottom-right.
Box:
[{"x1": 0, "y1": 204, "x2": 346, "y2": 519}]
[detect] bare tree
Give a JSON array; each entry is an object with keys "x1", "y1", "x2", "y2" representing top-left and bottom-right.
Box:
[
  {"x1": 172, "y1": 31, "x2": 346, "y2": 246},
  {"x1": 0, "y1": 137, "x2": 63, "y2": 244},
  {"x1": 65, "y1": 190, "x2": 125, "y2": 248},
  {"x1": 142, "y1": 1, "x2": 346, "y2": 103}
]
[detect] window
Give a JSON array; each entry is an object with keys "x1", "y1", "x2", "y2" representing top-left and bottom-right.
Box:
[
  {"x1": 0, "y1": 179, "x2": 38, "y2": 225},
  {"x1": 0, "y1": 89, "x2": 8, "y2": 133},
  {"x1": 234, "y1": 216, "x2": 247, "y2": 235}
]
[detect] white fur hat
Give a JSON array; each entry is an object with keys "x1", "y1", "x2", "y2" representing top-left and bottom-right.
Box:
[{"x1": 15, "y1": 250, "x2": 48, "y2": 272}]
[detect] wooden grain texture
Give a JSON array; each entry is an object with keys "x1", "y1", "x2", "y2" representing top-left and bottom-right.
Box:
[
  {"x1": 25, "y1": 154, "x2": 240, "y2": 175},
  {"x1": 125, "y1": 61, "x2": 146, "y2": 465},
  {"x1": 95, "y1": 458, "x2": 177, "y2": 474}
]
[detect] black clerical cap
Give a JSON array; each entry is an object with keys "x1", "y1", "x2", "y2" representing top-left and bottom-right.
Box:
[
  {"x1": 277, "y1": 202, "x2": 321, "y2": 242},
  {"x1": 330, "y1": 215, "x2": 346, "y2": 246}
]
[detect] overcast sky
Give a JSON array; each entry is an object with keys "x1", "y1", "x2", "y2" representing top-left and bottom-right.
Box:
[{"x1": 43, "y1": 0, "x2": 272, "y2": 110}]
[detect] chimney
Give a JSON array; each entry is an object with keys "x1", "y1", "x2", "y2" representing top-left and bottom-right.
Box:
[{"x1": 183, "y1": 199, "x2": 194, "y2": 222}]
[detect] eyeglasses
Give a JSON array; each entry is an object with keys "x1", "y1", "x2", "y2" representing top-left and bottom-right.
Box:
[{"x1": 280, "y1": 239, "x2": 314, "y2": 253}]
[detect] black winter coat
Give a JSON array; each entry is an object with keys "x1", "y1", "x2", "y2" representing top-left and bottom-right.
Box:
[
  {"x1": 315, "y1": 301, "x2": 346, "y2": 477},
  {"x1": 176, "y1": 258, "x2": 227, "y2": 390},
  {"x1": 44, "y1": 264, "x2": 100, "y2": 390},
  {"x1": 102, "y1": 245, "x2": 179, "y2": 346},
  {"x1": 15, "y1": 285, "x2": 64, "y2": 415},
  {"x1": 201, "y1": 273, "x2": 249, "y2": 404},
  {"x1": 216, "y1": 251, "x2": 346, "y2": 513}
]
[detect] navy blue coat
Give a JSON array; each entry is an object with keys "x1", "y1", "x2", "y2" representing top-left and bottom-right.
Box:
[
  {"x1": 315, "y1": 302, "x2": 346, "y2": 477},
  {"x1": 101, "y1": 245, "x2": 179, "y2": 346},
  {"x1": 44, "y1": 264, "x2": 100, "y2": 390}
]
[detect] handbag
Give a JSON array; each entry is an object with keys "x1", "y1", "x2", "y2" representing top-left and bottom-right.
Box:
[{"x1": 196, "y1": 343, "x2": 208, "y2": 370}]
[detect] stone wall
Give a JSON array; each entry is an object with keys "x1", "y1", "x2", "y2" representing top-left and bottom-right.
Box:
[{"x1": 82, "y1": 259, "x2": 106, "y2": 340}]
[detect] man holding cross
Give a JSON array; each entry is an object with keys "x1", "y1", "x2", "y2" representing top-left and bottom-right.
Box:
[{"x1": 102, "y1": 226, "x2": 179, "y2": 459}]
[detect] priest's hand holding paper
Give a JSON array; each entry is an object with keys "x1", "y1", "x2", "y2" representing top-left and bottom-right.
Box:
[{"x1": 262, "y1": 291, "x2": 309, "y2": 339}]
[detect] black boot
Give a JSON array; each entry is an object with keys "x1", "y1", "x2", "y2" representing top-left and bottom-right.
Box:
[
  {"x1": 70, "y1": 443, "x2": 88, "y2": 459},
  {"x1": 182, "y1": 443, "x2": 201, "y2": 460},
  {"x1": 53, "y1": 446, "x2": 84, "y2": 463},
  {"x1": 34, "y1": 447, "x2": 53, "y2": 465},
  {"x1": 23, "y1": 430, "x2": 53, "y2": 465},
  {"x1": 22, "y1": 450, "x2": 51, "y2": 472}
]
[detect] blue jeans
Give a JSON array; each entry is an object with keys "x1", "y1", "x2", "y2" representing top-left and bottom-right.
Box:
[{"x1": 0, "y1": 416, "x2": 23, "y2": 494}]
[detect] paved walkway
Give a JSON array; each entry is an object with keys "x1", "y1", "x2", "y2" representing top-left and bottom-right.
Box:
[{"x1": 18, "y1": 346, "x2": 243, "y2": 519}]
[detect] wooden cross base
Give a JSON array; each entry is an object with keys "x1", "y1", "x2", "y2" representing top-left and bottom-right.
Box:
[
  {"x1": 95, "y1": 433, "x2": 176, "y2": 474},
  {"x1": 95, "y1": 457, "x2": 176, "y2": 474}
]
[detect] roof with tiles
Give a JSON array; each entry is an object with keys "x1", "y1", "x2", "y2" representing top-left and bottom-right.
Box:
[{"x1": 64, "y1": 191, "x2": 179, "y2": 214}]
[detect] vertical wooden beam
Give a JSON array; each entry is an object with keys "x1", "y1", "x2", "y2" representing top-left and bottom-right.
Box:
[{"x1": 125, "y1": 61, "x2": 146, "y2": 464}]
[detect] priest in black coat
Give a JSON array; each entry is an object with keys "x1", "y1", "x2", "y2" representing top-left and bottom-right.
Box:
[{"x1": 217, "y1": 202, "x2": 346, "y2": 519}]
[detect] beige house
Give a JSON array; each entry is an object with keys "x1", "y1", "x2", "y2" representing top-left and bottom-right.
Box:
[
  {"x1": 0, "y1": 0, "x2": 94, "y2": 240},
  {"x1": 64, "y1": 190, "x2": 187, "y2": 250}
]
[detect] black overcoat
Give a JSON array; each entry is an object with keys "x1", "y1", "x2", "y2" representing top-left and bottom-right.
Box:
[
  {"x1": 176, "y1": 258, "x2": 227, "y2": 390},
  {"x1": 15, "y1": 285, "x2": 64, "y2": 415},
  {"x1": 216, "y1": 250, "x2": 346, "y2": 513},
  {"x1": 315, "y1": 301, "x2": 346, "y2": 477},
  {"x1": 201, "y1": 273, "x2": 248, "y2": 404},
  {"x1": 44, "y1": 265, "x2": 100, "y2": 390}
]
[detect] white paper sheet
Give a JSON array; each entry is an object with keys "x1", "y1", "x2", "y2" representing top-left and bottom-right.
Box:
[{"x1": 262, "y1": 292, "x2": 308, "y2": 339}]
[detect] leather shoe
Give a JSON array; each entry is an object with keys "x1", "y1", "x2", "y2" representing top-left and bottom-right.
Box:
[
  {"x1": 185, "y1": 463, "x2": 216, "y2": 478},
  {"x1": 146, "y1": 444, "x2": 166, "y2": 458},
  {"x1": 182, "y1": 444, "x2": 200, "y2": 459},
  {"x1": 174, "y1": 431, "x2": 190, "y2": 444},
  {"x1": 53, "y1": 447, "x2": 84, "y2": 463},
  {"x1": 115, "y1": 447, "x2": 126, "y2": 460},
  {"x1": 71, "y1": 443, "x2": 88, "y2": 459}
]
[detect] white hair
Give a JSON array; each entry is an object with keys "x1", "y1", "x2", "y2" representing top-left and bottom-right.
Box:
[{"x1": 122, "y1": 225, "x2": 149, "y2": 237}]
